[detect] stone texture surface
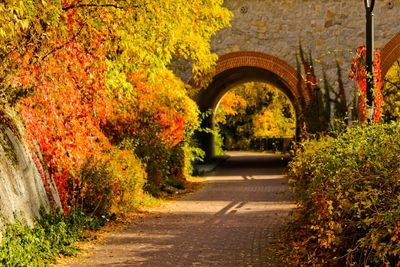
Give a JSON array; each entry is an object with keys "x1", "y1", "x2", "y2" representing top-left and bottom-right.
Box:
[
  {"x1": 65, "y1": 152, "x2": 295, "y2": 266},
  {"x1": 208, "y1": 0, "x2": 400, "y2": 98},
  {"x1": 0, "y1": 126, "x2": 49, "y2": 232}
]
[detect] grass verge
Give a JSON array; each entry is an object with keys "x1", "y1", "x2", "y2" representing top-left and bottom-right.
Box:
[{"x1": 0, "y1": 208, "x2": 102, "y2": 267}]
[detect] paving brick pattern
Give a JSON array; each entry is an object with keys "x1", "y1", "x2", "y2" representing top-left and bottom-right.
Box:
[{"x1": 67, "y1": 152, "x2": 295, "y2": 267}]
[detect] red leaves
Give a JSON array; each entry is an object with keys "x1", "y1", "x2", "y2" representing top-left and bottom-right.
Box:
[
  {"x1": 13, "y1": 9, "x2": 111, "y2": 213},
  {"x1": 373, "y1": 49, "x2": 383, "y2": 122},
  {"x1": 104, "y1": 72, "x2": 185, "y2": 148},
  {"x1": 350, "y1": 45, "x2": 368, "y2": 121},
  {"x1": 6, "y1": 0, "x2": 193, "y2": 212},
  {"x1": 349, "y1": 44, "x2": 383, "y2": 123},
  {"x1": 192, "y1": 1, "x2": 200, "y2": 32}
]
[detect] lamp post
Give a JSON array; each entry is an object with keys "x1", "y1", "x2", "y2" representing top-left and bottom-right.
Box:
[{"x1": 364, "y1": 0, "x2": 375, "y2": 115}]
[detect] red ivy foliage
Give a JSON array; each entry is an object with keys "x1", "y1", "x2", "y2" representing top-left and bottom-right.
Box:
[
  {"x1": 6, "y1": 0, "x2": 189, "y2": 212},
  {"x1": 104, "y1": 72, "x2": 185, "y2": 149},
  {"x1": 192, "y1": 1, "x2": 200, "y2": 32},
  {"x1": 101, "y1": 71, "x2": 186, "y2": 188},
  {"x1": 13, "y1": 7, "x2": 111, "y2": 212},
  {"x1": 349, "y1": 44, "x2": 383, "y2": 123}
]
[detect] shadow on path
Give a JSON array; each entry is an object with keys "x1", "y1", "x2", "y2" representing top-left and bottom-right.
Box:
[{"x1": 65, "y1": 151, "x2": 295, "y2": 267}]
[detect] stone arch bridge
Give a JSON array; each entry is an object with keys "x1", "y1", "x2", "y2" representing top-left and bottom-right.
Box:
[{"x1": 195, "y1": 0, "x2": 400, "y2": 159}]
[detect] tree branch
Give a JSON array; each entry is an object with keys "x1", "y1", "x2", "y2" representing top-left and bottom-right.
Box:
[
  {"x1": 383, "y1": 79, "x2": 400, "y2": 91},
  {"x1": 41, "y1": 23, "x2": 86, "y2": 61}
]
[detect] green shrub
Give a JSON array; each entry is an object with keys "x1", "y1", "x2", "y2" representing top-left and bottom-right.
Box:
[
  {"x1": 77, "y1": 156, "x2": 116, "y2": 216},
  {"x1": 109, "y1": 149, "x2": 147, "y2": 216},
  {"x1": 287, "y1": 123, "x2": 400, "y2": 266},
  {"x1": 76, "y1": 149, "x2": 147, "y2": 217},
  {"x1": 214, "y1": 125, "x2": 225, "y2": 156},
  {"x1": 165, "y1": 178, "x2": 185, "y2": 190},
  {"x1": 160, "y1": 177, "x2": 185, "y2": 194},
  {"x1": 119, "y1": 137, "x2": 169, "y2": 190},
  {"x1": 119, "y1": 137, "x2": 197, "y2": 195},
  {"x1": 0, "y1": 207, "x2": 101, "y2": 266}
]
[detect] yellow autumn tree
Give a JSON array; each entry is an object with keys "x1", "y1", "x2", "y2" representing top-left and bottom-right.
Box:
[
  {"x1": 215, "y1": 82, "x2": 296, "y2": 151},
  {"x1": 1, "y1": 0, "x2": 233, "y2": 210}
]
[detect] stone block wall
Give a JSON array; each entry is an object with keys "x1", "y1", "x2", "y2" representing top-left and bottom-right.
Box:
[{"x1": 211, "y1": 0, "x2": 400, "y2": 100}]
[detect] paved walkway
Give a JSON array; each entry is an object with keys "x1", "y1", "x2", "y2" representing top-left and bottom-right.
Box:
[{"x1": 67, "y1": 152, "x2": 295, "y2": 266}]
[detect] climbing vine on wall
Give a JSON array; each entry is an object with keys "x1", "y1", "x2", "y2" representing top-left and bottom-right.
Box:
[{"x1": 349, "y1": 44, "x2": 383, "y2": 123}]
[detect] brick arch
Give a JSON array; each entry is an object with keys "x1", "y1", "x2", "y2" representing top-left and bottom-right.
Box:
[
  {"x1": 195, "y1": 51, "x2": 307, "y2": 160},
  {"x1": 196, "y1": 51, "x2": 309, "y2": 113},
  {"x1": 214, "y1": 51, "x2": 306, "y2": 102},
  {"x1": 381, "y1": 32, "x2": 400, "y2": 77}
]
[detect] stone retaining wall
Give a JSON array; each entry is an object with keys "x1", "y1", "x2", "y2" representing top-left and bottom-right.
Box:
[{"x1": 0, "y1": 120, "x2": 50, "y2": 237}]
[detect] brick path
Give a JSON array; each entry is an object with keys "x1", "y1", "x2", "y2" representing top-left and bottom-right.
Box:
[{"x1": 67, "y1": 152, "x2": 295, "y2": 266}]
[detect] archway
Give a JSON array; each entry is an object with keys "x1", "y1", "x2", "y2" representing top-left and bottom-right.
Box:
[
  {"x1": 195, "y1": 51, "x2": 306, "y2": 160},
  {"x1": 381, "y1": 32, "x2": 400, "y2": 77},
  {"x1": 380, "y1": 32, "x2": 400, "y2": 122}
]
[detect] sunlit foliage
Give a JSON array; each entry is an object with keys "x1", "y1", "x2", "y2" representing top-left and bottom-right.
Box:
[
  {"x1": 382, "y1": 59, "x2": 400, "y2": 121},
  {"x1": 349, "y1": 45, "x2": 383, "y2": 123},
  {"x1": 215, "y1": 82, "x2": 296, "y2": 151},
  {"x1": 0, "y1": 0, "x2": 232, "y2": 213},
  {"x1": 286, "y1": 123, "x2": 400, "y2": 266}
]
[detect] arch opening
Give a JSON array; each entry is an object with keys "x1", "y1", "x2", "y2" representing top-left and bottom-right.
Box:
[
  {"x1": 381, "y1": 32, "x2": 400, "y2": 78},
  {"x1": 382, "y1": 56, "x2": 400, "y2": 122},
  {"x1": 195, "y1": 52, "x2": 303, "y2": 160},
  {"x1": 379, "y1": 32, "x2": 400, "y2": 122},
  {"x1": 214, "y1": 81, "x2": 296, "y2": 156}
]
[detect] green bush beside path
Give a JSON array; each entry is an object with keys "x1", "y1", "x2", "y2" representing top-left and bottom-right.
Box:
[{"x1": 286, "y1": 123, "x2": 400, "y2": 266}]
